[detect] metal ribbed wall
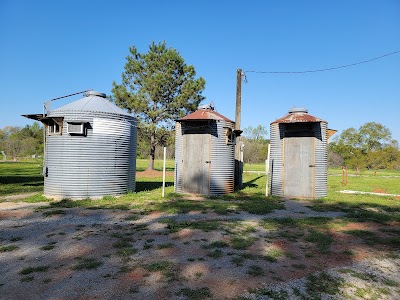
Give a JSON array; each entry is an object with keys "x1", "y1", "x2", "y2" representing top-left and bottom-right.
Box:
[
  {"x1": 209, "y1": 120, "x2": 235, "y2": 195},
  {"x1": 174, "y1": 119, "x2": 235, "y2": 195},
  {"x1": 269, "y1": 123, "x2": 283, "y2": 196},
  {"x1": 269, "y1": 121, "x2": 328, "y2": 199},
  {"x1": 315, "y1": 121, "x2": 328, "y2": 198},
  {"x1": 45, "y1": 111, "x2": 136, "y2": 199},
  {"x1": 174, "y1": 122, "x2": 183, "y2": 193}
]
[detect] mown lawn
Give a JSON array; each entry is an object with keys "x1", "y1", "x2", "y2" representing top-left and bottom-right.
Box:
[
  {"x1": 1, "y1": 159, "x2": 400, "y2": 221},
  {"x1": 0, "y1": 160, "x2": 44, "y2": 196}
]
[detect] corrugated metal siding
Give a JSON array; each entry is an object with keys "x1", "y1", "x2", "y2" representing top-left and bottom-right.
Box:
[
  {"x1": 315, "y1": 121, "x2": 328, "y2": 198},
  {"x1": 174, "y1": 122, "x2": 183, "y2": 193},
  {"x1": 269, "y1": 120, "x2": 328, "y2": 199},
  {"x1": 45, "y1": 111, "x2": 136, "y2": 199},
  {"x1": 174, "y1": 119, "x2": 235, "y2": 195},
  {"x1": 209, "y1": 120, "x2": 235, "y2": 195},
  {"x1": 270, "y1": 123, "x2": 283, "y2": 196}
]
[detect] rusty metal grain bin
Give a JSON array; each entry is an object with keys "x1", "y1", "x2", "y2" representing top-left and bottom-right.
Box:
[
  {"x1": 174, "y1": 106, "x2": 236, "y2": 195},
  {"x1": 26, "y1": 91, "x2": 137, "y2": 199},
  {"x1": 269, "y1": 107, "x2": 328, "y2": 199}
]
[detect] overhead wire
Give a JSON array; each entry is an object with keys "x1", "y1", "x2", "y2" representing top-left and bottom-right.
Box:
[{"x1": 244, "y1": 50, "x2": 400, "y2": 75}]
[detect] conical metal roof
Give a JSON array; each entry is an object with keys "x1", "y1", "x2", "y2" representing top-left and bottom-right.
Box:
[
  {"x1": 271, "y1": 107, "x2": 326, "y2": 124},
  {"x1": 177, "y1": 108, "x2": 234, "y2": 122},
  {"x1": 49, "y1": 91, "x2": 131, "y2": 116}
]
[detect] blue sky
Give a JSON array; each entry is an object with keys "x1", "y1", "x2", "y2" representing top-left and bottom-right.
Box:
[{"x1": 1, "y1": 0, "x2": 400, "y2": 143}]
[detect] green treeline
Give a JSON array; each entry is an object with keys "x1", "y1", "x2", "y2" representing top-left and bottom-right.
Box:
[
  {"x1": 2, "y1": 121, "x2": 399, "y2": 171},
  {"x1": 0, "y1": 123, "x2": 43, "y2": 159}
]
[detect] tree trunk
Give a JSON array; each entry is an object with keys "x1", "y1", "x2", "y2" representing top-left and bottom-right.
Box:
[{"x1": 147, "y1": 132, "x2": 156, "y2": 170}]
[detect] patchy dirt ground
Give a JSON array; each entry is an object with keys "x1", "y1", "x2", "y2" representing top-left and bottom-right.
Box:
[{"x1": 0, "y1": 200, "x2": 399, "y2": 300}]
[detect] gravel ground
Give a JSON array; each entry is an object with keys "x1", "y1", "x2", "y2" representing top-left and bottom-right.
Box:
[
  {"x1": 239, "y1": 253, "x2": 400, "y2": 299},
  {"x1": 0, "y1": 200, "x2": 398, "y2": 300}
]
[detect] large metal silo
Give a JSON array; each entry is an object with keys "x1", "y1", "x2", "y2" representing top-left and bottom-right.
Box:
[
  {"x1": 269, "y1": 107, "x2": 328, "y2": 199},
  {"x1": 174, "y1": 106, "x2": 238, "y2": 195},
  {"x1": 24, "y1": 91, "x2": 137, "y2": 199}
]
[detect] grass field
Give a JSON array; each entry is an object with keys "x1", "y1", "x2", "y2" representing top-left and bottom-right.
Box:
[{"x1": 1, "y1": 159, "x2": 399, "y2": 217}]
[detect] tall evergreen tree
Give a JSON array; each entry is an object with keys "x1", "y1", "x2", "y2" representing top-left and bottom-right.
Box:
[{"x1": 112, "y1": 41, "x2": 205, "y2": 170}]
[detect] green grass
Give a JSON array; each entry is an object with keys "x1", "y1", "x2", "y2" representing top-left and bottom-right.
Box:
[
  {"x1": 143, "y1": 261, "x2": 173, "y2": 272},
  {"x1": 203, "y1": 241, "x2": 229, "y2": 249},
  {"x1": 247, "y1": 265, "x2": 264, "y2": 276},
  {"x1": 230, "y1": 236, "x2": 257, "y2": 250},
  {"x1": 304, "y1": 229, "x2": 333, "y2": 254},
  {"x1": 243, "y1": 162, "x2": 266, "y2": 172},
  {"x1": 248, "y1": 287, "x2": 289, "y2": 299},
  {"x1": 19, "y1": 265, "x2": 50, "y2": 275},
  {"x1": 176, "y1": 287, "x2": 212, "y2": 300},
  {"x1": 264, "y1": 248, "x2": 284, "y2": 262},
  {"x1": 71, "y1": 258, "x2": 103, "y2": 270},
  {"x1": 0, "y1": 161, "x2": 44, "y2": 196},
  {"x1": 305, "y1": 272, "x2": 343, "y2": 297},
  {"x1": 136, "y1": 159, "x2": 175, "y2": 172},
  {"x1": 207, "y1": 249, "x2": 223, "y2": 258},
  {"x1": 40, "y1": 242, "x2": 57, "y2": 251},
  {"x1": 42, "y1": 209, "x2": 66, "y2": 216},
  {"x1": 0, "y1": 245, "x2": 19, "y2": 252},
  {"x1": 161, "y1": 219, "x2": 222, "y2": 233}
]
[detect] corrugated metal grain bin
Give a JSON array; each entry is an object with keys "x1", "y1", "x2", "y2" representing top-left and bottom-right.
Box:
[
  {"x1": 174, "y1": 105, "x2": 238, "y2": 195},
  {"x1": 23, "y1": 91, "x2": 137, "y2": 199},
  {"x1": 269, "y1": 107, "x2": 328, "y2": 199}
]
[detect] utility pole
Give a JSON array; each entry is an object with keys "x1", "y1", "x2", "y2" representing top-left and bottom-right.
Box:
[{"x1": 235, "y1": 69, "x2": 243, "y2": 188}]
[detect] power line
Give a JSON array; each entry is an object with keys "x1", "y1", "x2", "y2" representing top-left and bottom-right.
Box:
[{"x1": 244, "y1": 50, "x2": 400, "y2": 74}]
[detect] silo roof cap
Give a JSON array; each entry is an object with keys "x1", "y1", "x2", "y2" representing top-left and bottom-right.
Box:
[
  {"x1": 177, "y1": 108, "x2": 233, "y2": 122},
  {"x1": 271, "y1": 107, "x2": 326, "y2": 124},
  {"x1": 49, "y1": 91, "x2": 132, "y2": 117}
]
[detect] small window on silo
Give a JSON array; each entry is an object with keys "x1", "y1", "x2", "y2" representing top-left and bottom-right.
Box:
[
  {"x1": 225, "y1": 128, "x2": 236, "y2": 145},
  {"x1": 67, "y1": 122, "x2": 86, "y2": 135},
  {"x1": 48, "y1": 120, "x2": 61, "y2": 135}
]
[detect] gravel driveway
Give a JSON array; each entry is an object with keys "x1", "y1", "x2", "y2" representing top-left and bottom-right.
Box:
[{"x1": 1, "y1": 200, "x2": 399, "y2": 300}]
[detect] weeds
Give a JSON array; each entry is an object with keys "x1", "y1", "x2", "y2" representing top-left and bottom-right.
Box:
[
  {"x1": 0, "y1": 245, "x2": 19, "y2": 252},
  {"x1": 203, "y1": 241, "x2": 229, "y2": 249},
  {"x1": 304, "y1": 229, "x2": 332, "y2": 253},
  {"x1": 247, "y1": 265, "x2": 264, "y2": 276},
  {"x1": 156, "y1": 243, "x2": 174, "y2": 249},
  {"x1": 19, "y1": 265, "x2": 49, "y2": 275},
  {"x1": 306, "y1": 272, "x2": 343, "y2": 296},
  {"x1": 248, "y1": 287, "x2": 289, "y2": 299},
  {"x1": 230, "y1": 237, "x2": 257, "y2": 250},
  {"x1": 143, "y1": 261, "x2": 173, "y2": 272},
  {"x1": 43, "y1": 209, "x2": 66, "y2": 217},
  {"x1": 176, "y1": 287, "x2": 212, "y2": 300},
  {"x1": 40, "y1": 242, "x2": 57, "y2": 251},
  {"x1": 207, "y1": 249, "x2": 223, "y2": 258},
  {"x1": 71, "y1": 258, "x2": 103, "y2": 270}
]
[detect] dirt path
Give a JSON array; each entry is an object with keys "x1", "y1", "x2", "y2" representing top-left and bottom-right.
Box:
[{"x1": 0, "y1": 192, "x2": 39, "y2": 202}]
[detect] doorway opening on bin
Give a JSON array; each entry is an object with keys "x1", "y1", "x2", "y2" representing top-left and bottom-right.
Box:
[
  {"x1": 181, "y1": 120, "x2": 217, "y2": 137},
  {"x1": 225, "y1": 128, "x2": 236, "y2": 145},
  {"x1": 280, "y1": 123, "x2": 321, "y2": 139}
]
